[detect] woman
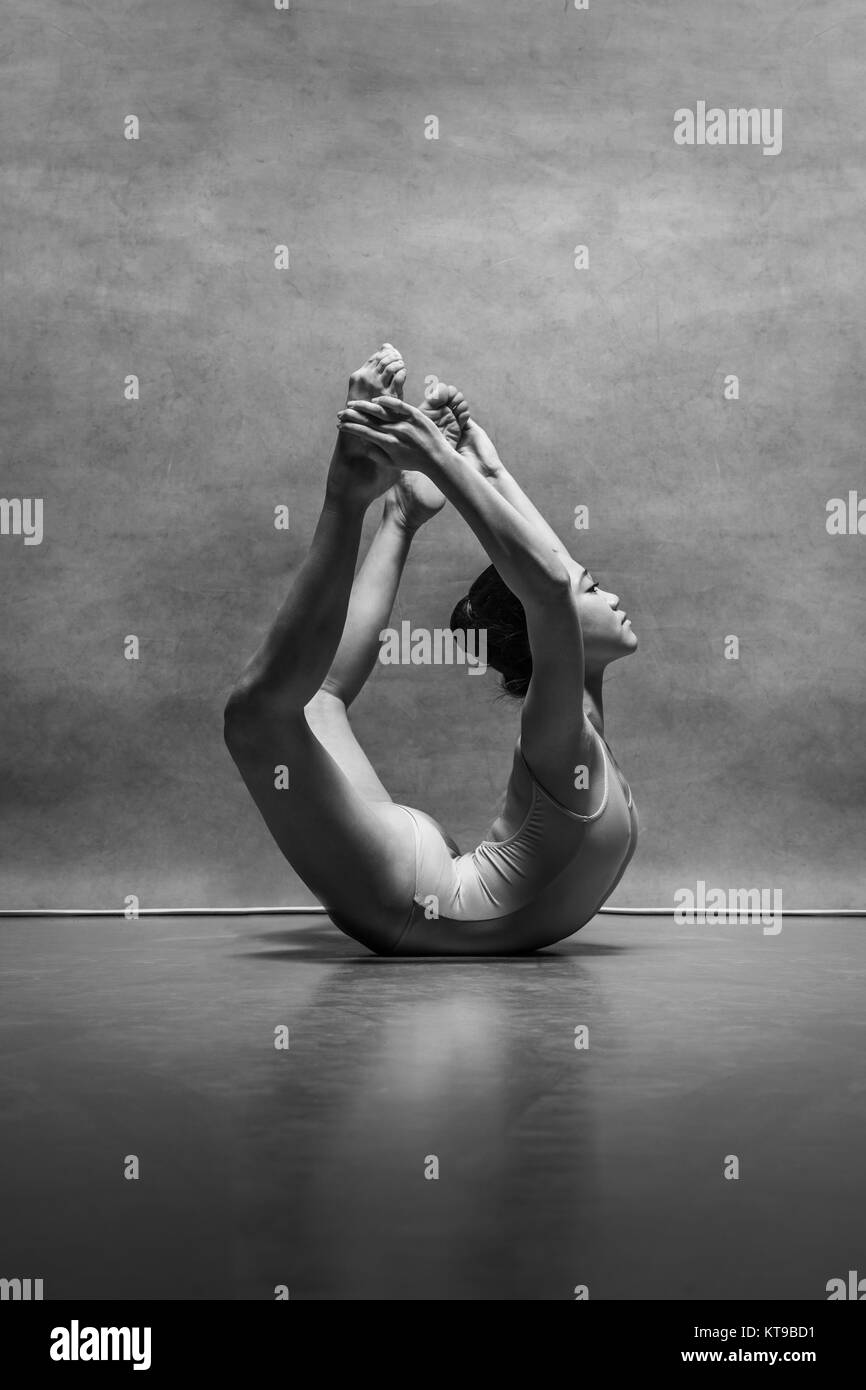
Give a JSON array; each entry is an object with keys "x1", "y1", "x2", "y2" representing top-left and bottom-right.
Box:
[{"x1": 224, "y1": 345, "x2": 638, "y2": 955}]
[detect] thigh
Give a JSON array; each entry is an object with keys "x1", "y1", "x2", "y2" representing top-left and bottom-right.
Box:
[{"x1": 227, "y1": 707, "x2": 416, "y2": 932}]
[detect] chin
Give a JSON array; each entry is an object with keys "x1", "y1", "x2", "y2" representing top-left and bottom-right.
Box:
[{"x1": 607, "y1": 632, "x2": 638, "y2": 662}]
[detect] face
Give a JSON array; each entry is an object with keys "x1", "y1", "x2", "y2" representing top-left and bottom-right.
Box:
[{"x1": 576, "y1": 568, "x2": 638, "y2": 667}]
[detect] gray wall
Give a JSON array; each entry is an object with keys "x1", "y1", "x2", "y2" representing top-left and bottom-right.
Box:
[{"x1": 2, "y1": 0, "x2": 864, "y2": 909}]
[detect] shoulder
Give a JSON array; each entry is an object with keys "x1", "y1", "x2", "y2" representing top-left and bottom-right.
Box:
[{"x1": 517, "y1": 717, "x2": 607, "y2": 817}]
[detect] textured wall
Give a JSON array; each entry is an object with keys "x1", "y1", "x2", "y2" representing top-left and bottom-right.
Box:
[{"x1": 2, "y1": 0, "x2": 864, "y2": 909}]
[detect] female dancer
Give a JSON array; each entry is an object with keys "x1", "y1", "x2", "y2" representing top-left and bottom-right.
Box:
[{"x1": 224, "y1": 345, "x2": 638, "y2": 955}]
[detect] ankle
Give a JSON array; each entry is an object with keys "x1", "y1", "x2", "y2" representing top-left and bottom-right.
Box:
[
  {"x1": 382, "y1": 490, "x2": 419, "y2": 536},
  {"x1": 324, "y1": 455, "x2": 372, "y2": 516}
]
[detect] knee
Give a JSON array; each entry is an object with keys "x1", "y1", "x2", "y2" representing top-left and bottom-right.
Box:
[{"x1": 305, "y1": 685, "x2": 348, "y2": 722}]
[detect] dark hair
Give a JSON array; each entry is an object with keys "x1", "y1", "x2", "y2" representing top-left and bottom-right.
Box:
[{"x1": 449, "y1": 564, "x2": 532, "y2": 700}]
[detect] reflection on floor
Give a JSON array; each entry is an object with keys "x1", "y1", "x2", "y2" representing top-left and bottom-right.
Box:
[{"x1": 0, "y1": 914, "x2": 863, "y2": 1300}]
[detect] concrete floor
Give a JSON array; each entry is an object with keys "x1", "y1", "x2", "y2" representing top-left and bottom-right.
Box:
[{"x1": 1, "y1": 914, "x2": 864, "y2": 1300}]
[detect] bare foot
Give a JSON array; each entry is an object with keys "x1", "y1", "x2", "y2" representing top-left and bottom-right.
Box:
[
  {"x1": 420, "y1": 382, "x2": 504, "y2": 478},
  {"x1": 347, "y1": 343, "x2": 406, "y2": 406},
  {"x1": 417, "y1": 381, "x2": 470, "y2": 449},
  {"x1": 330, "y1": 343, "x2": 407, "y2": 502},
  {"x1": 338, "y1": 343, "x2": 406, "y2": 471},
  {"x1": 386, "y1": 469, "x2": 447, "y2": 531},
  {"x1": 386, "y1": 381, "x2": 496, "y2": 529}
]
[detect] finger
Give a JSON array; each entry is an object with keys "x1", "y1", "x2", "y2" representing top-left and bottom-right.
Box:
[
  {"x1": 372, "y1": 396, "x2": 415, "y2": 418},
  {"x1": 342, "y1": 401, "x2": 390, "y2": 418},
  {"x1": 401, "y1": 399, "x2": 439, "y2": 431},
  {"x1": 339, "y1": 422, "x2": 398, "y2": 447},
  {"x1": 338, "y1": 409, "x2": 388, "y2": 430},
  {"x1": 391, "y1": 367, "x2": 407, "y2": 390},
  {"x1": 339, "y1": 411, "x2": 389, "y2": 433}
]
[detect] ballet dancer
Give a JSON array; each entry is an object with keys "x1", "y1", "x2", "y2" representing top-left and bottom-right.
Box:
[{"x1": 224, "y1": 345, "x2": 638, "y2": 954}]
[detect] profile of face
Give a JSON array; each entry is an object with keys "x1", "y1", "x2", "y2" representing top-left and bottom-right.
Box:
[
  {"x1": 450, "y1": 564, "x2": 635, "y2": 702},
  {"x1": 576, "y1": 568, "x2": 638, "y2": 668}
]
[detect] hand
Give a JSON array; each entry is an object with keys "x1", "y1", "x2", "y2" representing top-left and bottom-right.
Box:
[
  {"x1": 385, "y1": 470, "x2": 447, "y2": 531},
  {"x1": 337, "y1": 397, "x2": 455, "y2": 477}
]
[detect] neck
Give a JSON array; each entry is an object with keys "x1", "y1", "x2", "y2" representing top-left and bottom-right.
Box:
[{"x1": 583, "y1": 669, "x2": 604, "y2": 733}]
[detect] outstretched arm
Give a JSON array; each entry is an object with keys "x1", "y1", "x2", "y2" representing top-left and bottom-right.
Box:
[{"x1": 458, "y1": 418, "x2": 585, "y2": 581}]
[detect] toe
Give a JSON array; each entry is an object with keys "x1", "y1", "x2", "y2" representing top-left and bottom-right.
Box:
[
  {"x1": 439, "y1": 408, "x2": 461, "y2": 444},
  {"x1": 381, "y1": 357, "x2": 405, "y2": 387}
]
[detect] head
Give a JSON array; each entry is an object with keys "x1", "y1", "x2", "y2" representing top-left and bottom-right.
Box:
[{"x1": 449, "y1": 564, "x2": 637, "y2": 700}]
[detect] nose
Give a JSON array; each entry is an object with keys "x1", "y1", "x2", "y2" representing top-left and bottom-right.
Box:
[{"x1": 606, "y1": 591, "x2": 620, "y2": 609}]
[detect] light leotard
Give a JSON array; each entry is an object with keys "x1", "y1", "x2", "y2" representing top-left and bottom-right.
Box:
[{"x1": 329, "y1": 723, "x2": 638, "y2": 956}]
